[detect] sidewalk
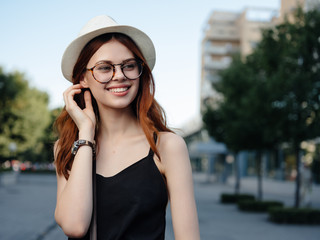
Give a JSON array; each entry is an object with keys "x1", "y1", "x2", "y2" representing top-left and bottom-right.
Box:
[
  {"x1": 0, "y1": 172, "x2": 319, "y2": 240},
  {"x1": 0, "y1": 173, "x2": 58, "y2": 240},
  {"x1": 193, "y1": 173, "x2": 320, "y2": 240}
]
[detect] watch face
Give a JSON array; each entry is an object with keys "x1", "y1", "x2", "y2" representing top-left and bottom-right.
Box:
[
  {"x1": 71, "y1": 140, "x2": 95, "y2": 156},
  {"x1": 71, "y1": 142, "x2": 79, "y2": 155}
]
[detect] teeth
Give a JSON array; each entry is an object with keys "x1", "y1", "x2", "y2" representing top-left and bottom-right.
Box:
[{"x1": 108, "y1": 87, "x2": 128, "y2": 93}]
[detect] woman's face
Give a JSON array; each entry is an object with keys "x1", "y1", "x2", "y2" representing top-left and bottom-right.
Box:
[{"x1": 82, "y1": 39, "x2": 140, "y2": 111}]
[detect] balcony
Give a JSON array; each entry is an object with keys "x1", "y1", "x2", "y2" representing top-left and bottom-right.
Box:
[
  {"x1": 204, "y1": 45, "x2": 239, "y2": 55},
  {"x1": 204, "y1": 57, "x2": 232, "y2": 70}
]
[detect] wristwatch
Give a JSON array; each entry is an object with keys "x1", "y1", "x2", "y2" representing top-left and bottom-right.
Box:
[{"x1": 71, "y1": 139, "x2": 96, "y2": 156}]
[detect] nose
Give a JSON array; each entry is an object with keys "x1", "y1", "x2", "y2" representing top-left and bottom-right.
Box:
[{"x1": 112, "y1": 64, "x2": 126, "y2": 81}]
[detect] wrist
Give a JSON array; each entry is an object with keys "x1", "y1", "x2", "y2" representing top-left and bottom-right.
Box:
[
  {"x1": 71, "y1": 139, "x2": 96, "y2": 156},
  {"x1": 78, "y1": 130, "x2": 95, "y2": 142}
]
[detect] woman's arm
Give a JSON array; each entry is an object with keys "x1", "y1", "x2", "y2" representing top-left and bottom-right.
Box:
[
  {"x1": 54, "y1": 85, "x2": 96, "y2": 238},
  {"x1": 159, "y1": 132, "x2": 200, "y2": 240}
]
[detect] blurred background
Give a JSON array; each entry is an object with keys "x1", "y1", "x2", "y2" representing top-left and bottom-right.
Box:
[{"x1": 1, "y1": 0, "x2": 320, "y2": 239}]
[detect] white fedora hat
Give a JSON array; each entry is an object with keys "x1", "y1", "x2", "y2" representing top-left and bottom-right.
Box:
[{"x1": 61, "y1": 15, "x2": 156, "y2": 82}]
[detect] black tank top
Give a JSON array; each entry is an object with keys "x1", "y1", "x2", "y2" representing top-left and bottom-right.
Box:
[{"x1": 69, "y1": 146, "x2": 168, "y2": 239}]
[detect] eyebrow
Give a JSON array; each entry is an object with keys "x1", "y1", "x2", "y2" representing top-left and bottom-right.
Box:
[{"x1": 95, "y1": 58, "x2": 136, "y2": 65}]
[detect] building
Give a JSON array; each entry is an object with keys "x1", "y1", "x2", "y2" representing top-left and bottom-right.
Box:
[
  {"x1": 200, "y1": 11, "x2": 240, "y2": 112},
  {"x1": 200, "y1": 7, "x2": 278, "y2": 113}
]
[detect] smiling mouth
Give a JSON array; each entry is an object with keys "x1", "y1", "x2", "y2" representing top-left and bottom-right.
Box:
[{"x1": 107, "y1": 87, "x2": 130, "y2": 93}]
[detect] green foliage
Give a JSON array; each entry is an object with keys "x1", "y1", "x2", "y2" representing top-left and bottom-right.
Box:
[
  {"x1": 220, "y1": 193, "x2": 255, "y2": 204},
  {"x1": 256, "y1": 8, "x2": 320, "y2": 207},
  {"x1": 269, "y1": 207, "x2": 320, "y2": 224},
  {"x1": 0, "y1": 68, "x2": 59, "y2": 163},
  {"x1": 203, "y1": 55, "x2": 252, "y2": 151},
  {"x1": 0, "y1": 69, "x2": 27, "y2": 158},
  {"x1": 40, "y1": 107, "x2": 62, "y2": 163},
  {"x1": 255, "y1": 8, "x2": 320, "y2": 145},
  {"x1": 238, "y1": 200, "x2": 284, "y2": 212},
  {"x1": 203, "y1": 53, "x2": 281, "y2": 153}
]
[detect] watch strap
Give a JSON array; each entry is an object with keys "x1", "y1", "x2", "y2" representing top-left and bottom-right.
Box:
[{"x1": 71, "y1": 139, "x2": 96, "y2": 156}]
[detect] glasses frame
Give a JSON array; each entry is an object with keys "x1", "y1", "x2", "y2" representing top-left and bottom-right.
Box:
[{"x1": 86, "y1": 58, "x2": 144, "y2": 84}]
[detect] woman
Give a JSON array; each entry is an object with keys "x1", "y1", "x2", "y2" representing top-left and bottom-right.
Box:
[{"x1": 54, "y1": 15, "x2": 200, "y2": 240}]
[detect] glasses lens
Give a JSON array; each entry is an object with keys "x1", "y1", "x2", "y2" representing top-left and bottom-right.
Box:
[
  {"x1": 122, "y1": 60, "x2": 143, "y2": 80},
  {"x1": 93, "y1": 63, "x2": 113, "y2": 83}
]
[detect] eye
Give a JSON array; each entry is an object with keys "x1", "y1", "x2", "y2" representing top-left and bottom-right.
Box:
[
  {"x1": 96, "y1": 63, "x2": 112, "y2": 72},
  {"x1": 123, "y1": 61, "x2": 137, "y2": 71}
]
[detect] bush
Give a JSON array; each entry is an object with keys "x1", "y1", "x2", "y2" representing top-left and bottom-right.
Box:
[
  {"x1": 238, "y1": 200, "x2": 284, "y2": 212},
  {"x1": 269, "y1": 207, "x2": 320, "y2": 224},
  {"x1": 220, "y1": 193, "x2": 255, "y2": 204},
  {"x1": 0, "y1": 167, "x2": 13, "y2": 173}
]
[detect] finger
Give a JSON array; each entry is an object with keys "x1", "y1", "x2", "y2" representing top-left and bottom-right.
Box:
[
  {"x1": 64, "y1": 84, "x2": 82, "y2": 93},
  {"x1": 72, "y1": 83, "x2": 82, "y2": 89},
  {"x1": 64, "y1": 91, "x2": 82, "y2": 115},
  {"x1": 63, "y1": 84, "x2": 81, "y2": 100},
  {"x1": 63, "y1": 88, "x2": 81, "y2": 105},
  {"x1": 83, "y1": 90, "x2": 93, "y2": 110}
]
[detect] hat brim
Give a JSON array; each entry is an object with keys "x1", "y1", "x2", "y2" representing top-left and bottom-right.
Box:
[{"x1": 61, "y1": 25, "x2": 156, "y2": 82}]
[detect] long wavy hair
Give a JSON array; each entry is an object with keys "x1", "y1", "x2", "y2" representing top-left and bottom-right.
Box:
[{"x1": 54, "y1": 33, "x2": 172, "y2": 179}]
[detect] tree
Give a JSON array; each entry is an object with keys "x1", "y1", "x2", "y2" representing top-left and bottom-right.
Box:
[
  {"x1": 203, "y1": 54, "x2": 281, "y2": 200},
  {"x1": 0, "y1": 68, "x2": 52, "y2": 163},
  {"x1": 255, "y1": 8, "x2": 320, "y2": 207},
  {"x1": 40, "y1": 107, "x2": 63, "y2": 163},
  {"x1": 0, "y1": 69, "x2": 26, "y2": 160}
]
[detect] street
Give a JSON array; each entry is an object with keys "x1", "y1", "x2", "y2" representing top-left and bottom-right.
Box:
[{"x1": 0, "y1": 172, "x2": 319, "y2": 240}]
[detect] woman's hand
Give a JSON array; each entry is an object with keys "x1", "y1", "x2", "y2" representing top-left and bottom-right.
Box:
[{"x1": 63, "y1": 84, "x2": 96, "y2": 140}]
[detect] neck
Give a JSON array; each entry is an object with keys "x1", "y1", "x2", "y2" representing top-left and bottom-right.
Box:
[{"x1": 97, "y1": 105, "x2": 141, "y2": 142}]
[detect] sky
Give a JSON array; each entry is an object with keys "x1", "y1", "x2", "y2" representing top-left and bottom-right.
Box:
[{"x1": 0, "y1": 0, "x2": 280, "y2": 129}]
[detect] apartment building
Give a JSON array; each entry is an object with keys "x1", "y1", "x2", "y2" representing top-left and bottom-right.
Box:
[{"x1": 200, "y1": 7, "x2": 276, "y2": 112}]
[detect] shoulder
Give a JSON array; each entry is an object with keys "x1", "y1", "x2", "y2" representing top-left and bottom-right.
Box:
[
  {"x1": 157, "y1": 132, "x2": 190, "y2": 172},
  {"x1": 157, "y1": 132, "x2": 187, "y2": 155}
]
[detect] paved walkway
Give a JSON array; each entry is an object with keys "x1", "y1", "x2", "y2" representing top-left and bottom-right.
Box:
[
  {"x1": 0, "y1": 172, "x2": 319, "y2": 240},
  {"x1": 193, "y1": 174, "x2": 320, "y2": 240}
]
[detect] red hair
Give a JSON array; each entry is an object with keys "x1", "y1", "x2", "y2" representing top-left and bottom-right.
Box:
[{"x1": 54, "y1": 33, "x2": 172, "y2": 179}]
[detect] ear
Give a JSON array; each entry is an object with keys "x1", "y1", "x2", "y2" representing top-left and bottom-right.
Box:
[{"x1": 80, "y1": 77, "x2": 89, "y2": 88}]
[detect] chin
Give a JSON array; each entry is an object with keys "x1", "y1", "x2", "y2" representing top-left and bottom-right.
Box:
[{"x1": 103, "y1": 100, "x2": 135, "y2": 111}]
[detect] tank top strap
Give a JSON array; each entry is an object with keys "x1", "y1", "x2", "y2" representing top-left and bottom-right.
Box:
[{"x1": 148, "y1": 132, "x2": 158, "y2": 157}]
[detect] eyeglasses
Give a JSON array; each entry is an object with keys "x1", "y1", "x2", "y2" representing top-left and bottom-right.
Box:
[{"x1": 87, "y1": 58, "x2": 144, "y2": 84}]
